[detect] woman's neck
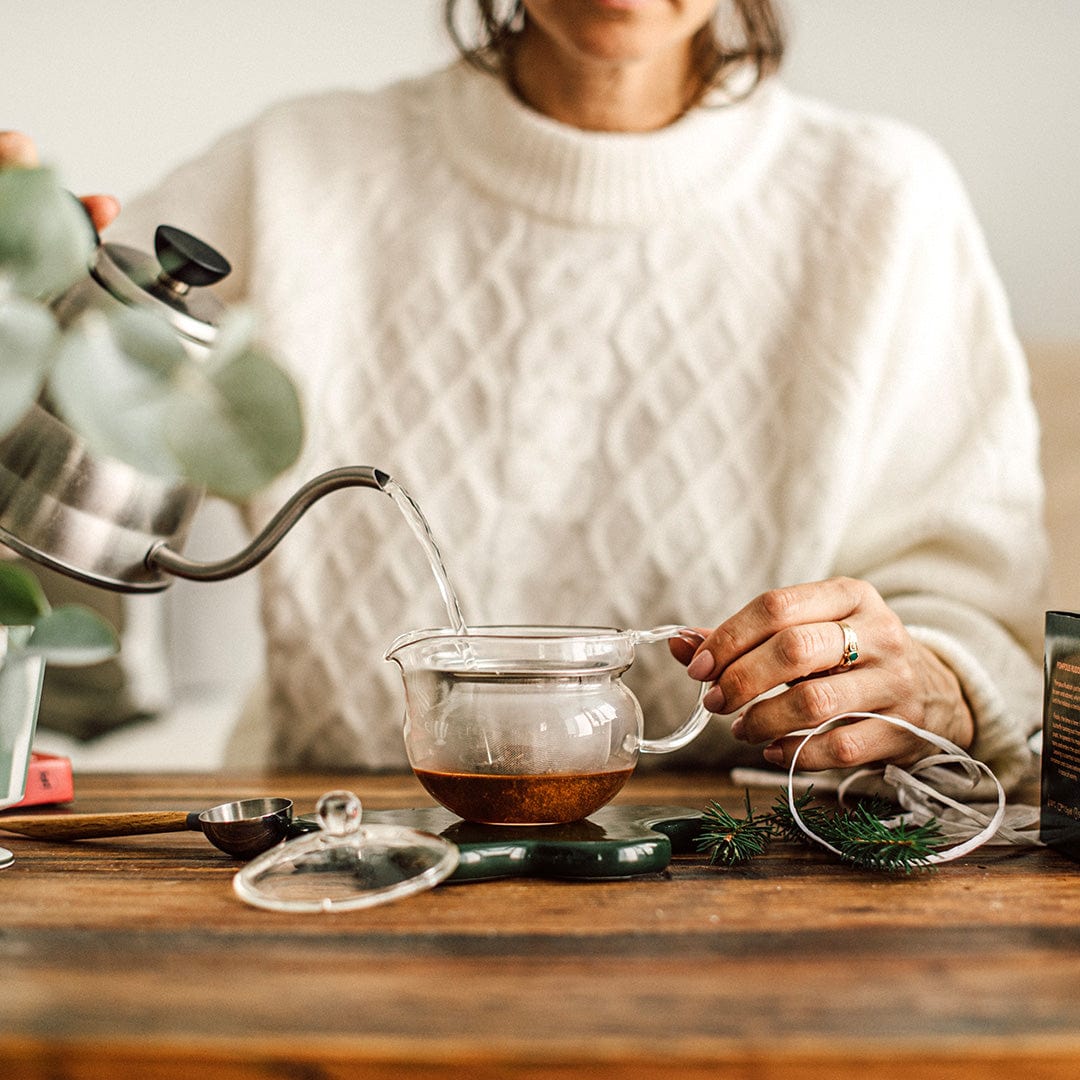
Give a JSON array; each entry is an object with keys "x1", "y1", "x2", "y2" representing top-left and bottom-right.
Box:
[{"x1": 509, "y1": 28, "x2": 697, "y2": 132}]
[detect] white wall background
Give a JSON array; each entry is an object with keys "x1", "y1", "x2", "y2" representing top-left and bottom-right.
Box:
[{"x1": 6, "y1": 1, "x2": 1079, "y2": 766}]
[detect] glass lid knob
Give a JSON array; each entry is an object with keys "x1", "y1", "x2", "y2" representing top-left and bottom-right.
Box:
[{"x1": 233, "y1": 790, "x2": 459, "y2": 913}]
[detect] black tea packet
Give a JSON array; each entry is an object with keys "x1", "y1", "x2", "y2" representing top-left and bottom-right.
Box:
[{"x1": 1041, "y1": 610, "x2": 1080, "y2": 859}]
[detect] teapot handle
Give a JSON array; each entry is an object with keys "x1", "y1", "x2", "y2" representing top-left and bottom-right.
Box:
[{"x1": 629, "y1": 625, "x2": 713, "y2": 755}]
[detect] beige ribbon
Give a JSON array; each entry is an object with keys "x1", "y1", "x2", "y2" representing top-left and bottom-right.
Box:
[{"x1": 779, "y1": 711, "x2": 1042, "y2": 862}]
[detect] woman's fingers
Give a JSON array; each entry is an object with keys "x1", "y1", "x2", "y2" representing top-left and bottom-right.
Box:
[
  {"x1": 730, "y1": 664, "x2": 906, "y2": 746},
  {"x1": 760, "y1": 714, "x2": 932, "y2": 771},
  {"x1": 0, "y1": 130, "x2": 119, "y2": 232},
  {"x1": 668, "y1": 626, "x2": 710, "y2": 666},
  {"x1": 0, "y1": 130, "x2": 40, "y2": 166},
  {"x1": 681, "y1": 577, "x2": 974, "y2": 772},
  {"x1": 686, "y1": 577, "x2": 869, "y2": 683},
  {"x1": 701, "y1": 618, "x2": 863, "y2": 713},
  {"x1": 688, "y1": 579, "x2": 913, "y2": 717},
  {"x1": 79, "y1": 193, "x2": 121, "y2": 231}
]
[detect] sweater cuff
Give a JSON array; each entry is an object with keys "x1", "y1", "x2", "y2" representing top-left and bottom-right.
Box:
[{"x1": 905, "y1": 624, "x2": 1036, "y2": 795}]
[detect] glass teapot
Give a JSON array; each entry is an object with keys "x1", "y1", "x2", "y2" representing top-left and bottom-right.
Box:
[{"x1": 385, "y1": 624, "x2": 712, "y2": 826}]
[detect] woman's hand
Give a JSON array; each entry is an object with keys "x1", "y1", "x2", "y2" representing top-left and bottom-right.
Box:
[
  {"x1": 671, "y1": 577, "x2": 975, "y2": 771},
  {"x1": 0, "y1": 130, "x2": 119, "y2": 232}
]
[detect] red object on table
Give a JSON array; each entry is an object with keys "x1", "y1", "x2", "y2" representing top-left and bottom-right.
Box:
[{"x1": 8, "y1": 751, "x2": 74, "y2": 808}]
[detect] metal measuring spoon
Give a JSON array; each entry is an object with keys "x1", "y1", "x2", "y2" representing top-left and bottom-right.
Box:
[{"x1": 0, "y1": 796, "x2": 305, "y2": 859}]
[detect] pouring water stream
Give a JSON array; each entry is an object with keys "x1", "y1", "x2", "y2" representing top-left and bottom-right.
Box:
[{"x1": 384, "y1": 478, "x2": 468, "y2": 633}]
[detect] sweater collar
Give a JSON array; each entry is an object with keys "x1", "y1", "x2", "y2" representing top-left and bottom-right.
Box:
[{"x1": 433, "y1": 60, "x2": 784, "y2": 228}]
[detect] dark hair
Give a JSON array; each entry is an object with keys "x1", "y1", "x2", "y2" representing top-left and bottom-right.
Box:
[{"x1": 444, "y1": 0, "x2": 785, "y2": 108}]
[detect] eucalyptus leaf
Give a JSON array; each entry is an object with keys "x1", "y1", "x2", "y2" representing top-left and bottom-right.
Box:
[
  {"x1": 0, "y1": 166, "x2": 95, "y2": 299},
  {"x1": 105, "y1": 302, "x2": 192, "y2": 379},
  {"x1": 0, "y1": 167, "x2": 304, "y2": 507},
  {"x1": 23, "y1": 604, "x2": 119, "y2": 666},
  {"x1": 49, "y1": 308, "x2": 189, "y2": 477},
  {"x1": 0, "y1": 293, "x2": 58, "y2": 436},
  {"x1": 0, "y1": 562, "x2": 50, "y2": 625},
  {"x1": 208, "y1": 307, "x2": 259, "y2": 358},
  {"x1": 167, "y1": 336, "x2": 304, "y2": 501}
]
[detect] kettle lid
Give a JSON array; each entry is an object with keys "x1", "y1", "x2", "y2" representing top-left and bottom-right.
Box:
[{"x1": 90, "y1": 225, "x2": 231, "y2": 346}]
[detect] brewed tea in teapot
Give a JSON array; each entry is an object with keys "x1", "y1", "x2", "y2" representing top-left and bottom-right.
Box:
[{"x1": 386, "y1": 624, "x2": 711, "y2": 825}]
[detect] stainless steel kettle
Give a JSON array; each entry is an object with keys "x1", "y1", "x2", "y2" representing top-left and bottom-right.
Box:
[{"x1": 0, "y1": 224, "x2": 388, "y2": 592}]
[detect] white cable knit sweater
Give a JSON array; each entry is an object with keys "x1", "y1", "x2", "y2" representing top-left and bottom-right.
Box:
[{"x1": 117, "y1": 61, "x2": 1047, "y2": 787}]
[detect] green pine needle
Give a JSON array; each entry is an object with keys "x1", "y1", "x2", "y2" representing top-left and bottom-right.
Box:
[
  {"x1": 696, "y1": 786, "x2": 945, "y2": 875},
  {"x1": 825, "y1": 803, "x2": 943, "y2": 874},
  {"x1": 695, "y1": 791, "x2": 773, "y2": 866},
  {"x1": 769, "y1": 787, "x2": 833, "y2": 844}
]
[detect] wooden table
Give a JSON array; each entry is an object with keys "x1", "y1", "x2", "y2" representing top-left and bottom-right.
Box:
[{"x1": 2, "y1": 770, "x2": 1078, "y2": 1079}]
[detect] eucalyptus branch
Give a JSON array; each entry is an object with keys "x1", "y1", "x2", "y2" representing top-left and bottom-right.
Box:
[
  {"x1": 0, "y1": 562, "x2": 117, "y2": 664},
  {"x1": 0, "y1": 164, "x2": 304, "y2": 502}
]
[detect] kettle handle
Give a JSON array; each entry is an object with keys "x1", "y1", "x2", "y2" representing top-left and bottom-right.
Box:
[
  {"x1": 147, "y1": 466, "x2": 391, "y2": 582},
  {"x1": 629, "y1": 625, "x2": 713, "y2": 755}
]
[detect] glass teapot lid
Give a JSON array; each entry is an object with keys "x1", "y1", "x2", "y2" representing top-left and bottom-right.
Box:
[{"x1": 233, "y1": 790, "x2": 459, "y2": 912}]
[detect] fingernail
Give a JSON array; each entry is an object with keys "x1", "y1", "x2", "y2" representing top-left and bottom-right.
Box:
[
  {"x1": 762, "y1": 744, "x2": 783, "y2": 765},
  {"x1": 703, "y1": 686, "x2": 726, "y2": 712},
  {"x1": 730, "y1": 716, "x2": 745, "y2": 740},
  {"x1": 687, "y1": 651, "x2": 716, "y2": 681}
]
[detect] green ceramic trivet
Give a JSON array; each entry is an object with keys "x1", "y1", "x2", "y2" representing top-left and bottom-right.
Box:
[{"x1": 350, "y1": 805, "x2": 706, "y2": 881}]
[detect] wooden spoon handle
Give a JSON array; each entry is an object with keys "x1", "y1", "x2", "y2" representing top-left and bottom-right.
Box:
[{"x1": 0, "y1": 810, "x2": 195, "y2": 841}]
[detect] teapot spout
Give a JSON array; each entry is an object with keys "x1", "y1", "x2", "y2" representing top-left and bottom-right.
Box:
[
  {"x1": 383, "y1": 626, "x2": 442, "y2": 667},
  {"x1": 147, "y1": 466, "x2": 391, "y2": 583}
]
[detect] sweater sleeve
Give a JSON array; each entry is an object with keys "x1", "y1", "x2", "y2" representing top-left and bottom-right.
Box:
[{"x1": 833, "y1": 135, "x2": 1047, "y2": 793}]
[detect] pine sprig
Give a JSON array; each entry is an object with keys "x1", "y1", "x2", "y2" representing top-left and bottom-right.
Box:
[
  {"x1": 768, "y1": 788, "x2": 833, "y2": 844},
  {"x1": 696, "y1": 786, "x2": 945, "y2": 874},
  {"x1": 826, "y1": 803, "x2": 943, "y2": 874},
  {"x1": 695, "y1": 791, "x2": 773, "y2": 866}
]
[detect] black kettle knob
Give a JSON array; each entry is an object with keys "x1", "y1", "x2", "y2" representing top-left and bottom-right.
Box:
[{"x1": 154, "y1": 225, "x2": 231, "y2": 288}]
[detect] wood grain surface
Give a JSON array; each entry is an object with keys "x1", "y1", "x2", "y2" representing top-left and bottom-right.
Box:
[{"x1": 1, "y1": 770, "x2": 1078, "y2": 1079}]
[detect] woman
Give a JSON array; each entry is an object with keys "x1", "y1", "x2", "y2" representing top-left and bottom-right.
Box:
[{"x1": 0, "y1": 0, "x2": 1046, "y2": 787}]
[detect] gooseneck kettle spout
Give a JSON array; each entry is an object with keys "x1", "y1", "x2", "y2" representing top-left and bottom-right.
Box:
[
  {"x1": 0, "y1": 411, "x2": 393, "y2": 592},
  {"x1": 0, "y1": 218, "x2": 396, "y2": 593},
  {"x1": 147, "y1": 466, "x2": 391, "y2": 583}
]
